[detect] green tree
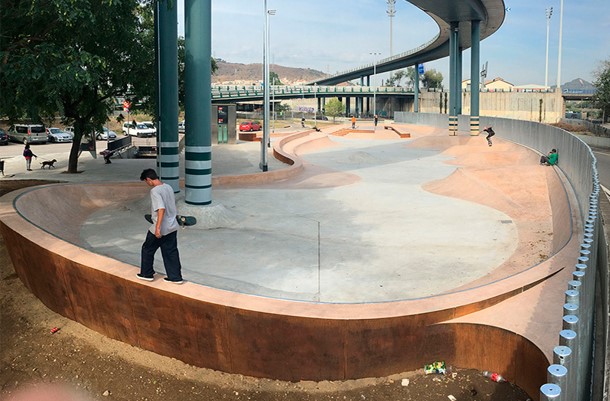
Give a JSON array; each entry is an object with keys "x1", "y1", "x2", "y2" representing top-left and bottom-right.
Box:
[
  {"x1": 386, "y1": 70, "x2": 406, "y2": 87},
  {"x1": 593, "y1": 59, "x2": 610, "y2": 123},
  {"x1": 0, "y1": 0, "x2": 155, "y2": 172},
  {"x1": 422, "y1": 69, "x2": 444, "y2": 90},
  {"x1": 269, "y1": 71, "x2": 283, "y2": 85},
  {"x1": 406, "y1": 66, "x2": 417, "y2": 89},
  {"x1": 388, "y1": 67, "x2": 418, "y2": 89},
  {"x1": 324, "y1": 98, "x2": 345, "y2": 122}
]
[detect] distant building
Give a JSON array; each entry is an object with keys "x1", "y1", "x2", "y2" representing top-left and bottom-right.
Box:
[
  {"x1": 462, "y1": 77, "x2": 515, "y2": 91},
  {"x1": 462, "y1": 78, "x2": 561, "y2": 92},
  {"x1": 484, "y1": 77, "x2": 514, "y2": 91}
]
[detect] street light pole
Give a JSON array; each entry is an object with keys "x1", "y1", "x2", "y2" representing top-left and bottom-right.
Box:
[
  {"x1": 557, "y1": 0, "x2": 564, "y2": 90},
  {"x1": 369, "y1": 52, "x2": 381, "y2": 122},
  {"x1": 545, "y1": 7, "x2": 553, "y2": 88},
  {"x1": 261, "y1": 1, "x2": 275, "y2": 171},
  {"x1": 386, "y1": 0, "x2": 396, "y2": 56},
  {"x1": 314, "y1": 83, "x2": 317, "y2": 127}
]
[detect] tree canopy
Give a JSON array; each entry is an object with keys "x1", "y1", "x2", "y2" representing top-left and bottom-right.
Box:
[
  {"x1": 593, "y1": 59, "x2": 610, "y2": 123},
  {"x1": 324, "y1": 98, "x2": 344, "y2": 122},
  {"x1": 269, "y1": 71, "x2": 283, "y2": 85},
  {"x1": 0, "y1": 0, "x2": 218, "y2": 172},
  {"x1": 0, "y1": 0, "x2": 155, "y2": 172},
  {"x1": 422, "y1": 69, "x2": 444, "y2": 90}
]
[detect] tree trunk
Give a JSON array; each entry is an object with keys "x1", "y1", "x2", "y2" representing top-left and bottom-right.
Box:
[
  {"x1": 67, "y1": 139, "x2": 81, "y2": 173},
  {"x1": 67, "y1": 119, "x2": 86, "y2": 173}
]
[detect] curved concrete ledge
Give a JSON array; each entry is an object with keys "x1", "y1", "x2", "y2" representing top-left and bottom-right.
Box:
[
  {"x1": 198, "y1": 131, "x2": 308, "y2": 187},
  {"x1": 0, "y1": 132, "x2": 580, "y2": 398}
]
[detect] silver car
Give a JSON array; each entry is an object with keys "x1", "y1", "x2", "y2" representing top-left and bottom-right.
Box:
[
  {"x1": 46, "y1": 127, "x2": 73, "y2": 143},
  {"x1": 96, "y1": 127, "x2": 118, "y2": 140}
]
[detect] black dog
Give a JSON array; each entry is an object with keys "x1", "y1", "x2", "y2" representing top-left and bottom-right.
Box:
[{"x1": 40, "y1": 159, "x2": 57, "y2": 169}]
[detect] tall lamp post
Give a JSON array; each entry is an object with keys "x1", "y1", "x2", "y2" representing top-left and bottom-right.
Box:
[
  {"x1": 370, "y1": 52, "x2": 381, "y2": 121},
  {"x1": 261, "y1": 1, "x2": 275, "y2": 171},
  {"x1": 545, "y1": 7, "x2": 553, "y2": 88},
  {"x1": 314, "y1": 83, "x2": 317, "y2": 127},
  {"x1": 386, "y1": 0, "x2": 396, "y2": 56},
  {"x1": 556, "y1": 0, "x2": 564, "y2": 91}
]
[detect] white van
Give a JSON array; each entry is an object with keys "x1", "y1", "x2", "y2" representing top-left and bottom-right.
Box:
[{"x1": 8, "y1": 124, "x2": 47, "y2": 144}]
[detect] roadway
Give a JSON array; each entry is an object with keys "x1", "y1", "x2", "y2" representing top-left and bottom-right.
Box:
[{"x1": 592, "y1": 147, "x2": 610, "y2": 193}]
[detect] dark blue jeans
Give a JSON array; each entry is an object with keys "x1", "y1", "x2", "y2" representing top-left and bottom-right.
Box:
[{"x1": 140, "y1": 230, "x2": 182, "y2": 280}]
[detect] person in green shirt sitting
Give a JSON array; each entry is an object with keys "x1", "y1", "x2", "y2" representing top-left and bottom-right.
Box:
[{"x1": 540, "y1": 148, "x2": 558, "y2": 165}]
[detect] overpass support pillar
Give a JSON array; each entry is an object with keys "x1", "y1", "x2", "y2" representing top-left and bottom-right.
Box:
[
  {"x1": 470, "y1": 20, "x2": 481, "y2": 135},
  {"x1": 157, "y1": 0, "x2": 180, "y2": 192},
  {"x1": 346, "y1": 97, "x2": 351, "y2": 117},
  {"x1": 448, "y1": 21, "x2": 459, "y2": 135},
  {"x1": 366, "y1": 76, "x2": 370, "y2": 115},
  {"x1": 414, "y1": 67, "x2": 420, "y2": 112},
  {"x1": 184, "y1": 0, "x2": 212, "y2": 205},
  {"x1": 457, "y1": 47, "x2": 463, "y2": 114}
]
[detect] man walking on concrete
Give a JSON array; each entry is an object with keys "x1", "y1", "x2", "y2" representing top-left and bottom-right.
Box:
[{"x1": 138, "y1": 168, "x2": 183, "y2": 284}]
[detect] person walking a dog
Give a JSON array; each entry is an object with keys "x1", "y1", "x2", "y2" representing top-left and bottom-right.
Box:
[
  {"x1": 23, "y1": 144, "x2": 37, "y2": 171},
  {"x1": 138, "y1": 168, "x2": 183, "y2": 284}
]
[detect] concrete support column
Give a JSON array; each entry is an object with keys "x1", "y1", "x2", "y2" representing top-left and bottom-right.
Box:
[
  {"x1": 456, "y1": 47, "x2": 463, "y2": 114},
  {"x1": 184, "y1": 0, "x2": 212, "y2": 205},
  {"x1": 157, "y1": 0, "x2": 179, "y2": 192},
  {"x1": 448, "y1": 21, "x2": 459, "y2": 135},
  {"x1": 414, "y1": 66, "x2": 420, "y2": 112},
  {"x1": 346, "y1": 97, "x2": 351, "y2": 117},
  {"x1": 366, "y1": 76, "x2": 370, "y2": 113},
  {"x1": 470, "y1": 20, "x2": 481, "y2": 135}
]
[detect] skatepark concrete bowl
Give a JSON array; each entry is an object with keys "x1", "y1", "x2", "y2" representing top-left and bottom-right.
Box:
[{"x1": 0, "y1": 126, "x2": 581, "y2": 398}]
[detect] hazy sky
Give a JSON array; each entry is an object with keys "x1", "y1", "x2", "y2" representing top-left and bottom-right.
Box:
[{"x1": 178, "y1": 0, "x2": 609, "y2": 86}]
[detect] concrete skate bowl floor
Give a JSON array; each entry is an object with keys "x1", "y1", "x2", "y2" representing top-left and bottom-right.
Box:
[{"x1": 0, "y1": 131, "x2": 576, "y2": 396}]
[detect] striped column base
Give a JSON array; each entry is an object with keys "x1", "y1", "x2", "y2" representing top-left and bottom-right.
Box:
[
  {"x1": 448, "y1": 116, "x2": 458, "y2": 136},
  {"x1": 470, "y1": 116, "x2": 480, "y2": 136},
  {"x1": 185, "y1": 145, "x2": 212, "y2": 205}
]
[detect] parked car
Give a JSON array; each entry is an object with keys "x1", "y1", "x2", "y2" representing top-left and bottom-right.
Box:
[
  {"x1": 8, "y1": 124, "x2": 47, "y2": 144},
  {"x1": 46, "y1": 127, "x2": 73, "y2": 143},
  {"x1": 141, "y1": 121, "x2": 157, "y2": 132},
  {"x1": 178, "y1": 120, "x2": 185, "y2": 133},
  {"x1": 95, "y1": 127, "x2": 118, "y2": 140},
  {"x1": 122, "y1": 122, "x2": 156, "y2": 137},
  {"x1": 0, "y1": 128, "x2": 8, "y2": 145},
  {"x1": 239, "y1": 121, "x2": 262, "y2": 132}
]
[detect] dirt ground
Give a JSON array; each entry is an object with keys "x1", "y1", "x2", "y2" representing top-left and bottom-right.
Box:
[{"x1": 0, "y1": 180, "x2": 532, "y2": 401}]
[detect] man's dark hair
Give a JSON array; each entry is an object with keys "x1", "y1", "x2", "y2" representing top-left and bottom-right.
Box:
[{"x1": 140, "y1": 168, "x2": 159, "y2": 181}]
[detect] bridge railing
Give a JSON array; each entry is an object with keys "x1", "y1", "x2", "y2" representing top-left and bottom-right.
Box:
[
  {"x1": 314, "y1": 34, "x2": 440, "y2": 82},
  {"x1": 394, "y1": 112, "x2": 607, "y2": 401},
  {"x1": 211, "y1": 85, "x2": 411, "y2": 100}
]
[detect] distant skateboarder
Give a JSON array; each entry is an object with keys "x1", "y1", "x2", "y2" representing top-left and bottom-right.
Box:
[{"x1": 482, "y1": 126, "x2": 495, "y2": 146}]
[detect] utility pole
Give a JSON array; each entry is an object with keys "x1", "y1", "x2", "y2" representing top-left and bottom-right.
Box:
[
  {"x1": 545, "y1": 7, "x2": 553, "y2": 88},
  {"x1": 386, "y1": 0, "x2": 396, "y2": 56},
  {"x1": 557, "y1": 0, "x2": 564, "y2": 90}
]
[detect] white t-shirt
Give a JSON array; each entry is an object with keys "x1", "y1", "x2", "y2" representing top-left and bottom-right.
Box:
[{"x1": 149, "y1": 183, "x2": 179, "y2": 235}]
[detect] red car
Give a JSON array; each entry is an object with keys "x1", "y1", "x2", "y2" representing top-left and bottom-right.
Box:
[{"x1": 239, "y1": 121, "x2": 261, "y2": 132}]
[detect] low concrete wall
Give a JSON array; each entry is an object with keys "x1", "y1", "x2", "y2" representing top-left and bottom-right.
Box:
[{"x1": 418, "y1": 91, "x2": 564, "y2": 124}]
